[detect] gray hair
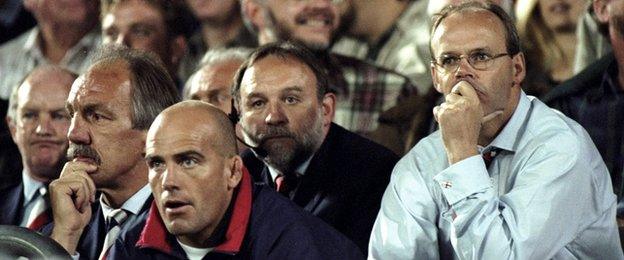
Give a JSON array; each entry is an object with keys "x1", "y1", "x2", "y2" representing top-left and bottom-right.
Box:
[
  {"x1": 7, "y1": 65, "x2": 78, "y2": 121},
  {"x1": 183, "y1": 47, "x2": 252, "y2": 99},
  {"x1": 91, "y1": 45, "x2": 181, "y2": 130}
]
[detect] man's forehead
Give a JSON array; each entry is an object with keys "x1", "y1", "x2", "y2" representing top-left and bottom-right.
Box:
[
  {"x1": 432, "y1": 10, "x2": 506, "y2": 54},
  {"x1": 68, "y1": 65, "x2": 132, "y2": 104},
  {"x1": 241, "y1": 57, "x2": 315, "y2": 92}
]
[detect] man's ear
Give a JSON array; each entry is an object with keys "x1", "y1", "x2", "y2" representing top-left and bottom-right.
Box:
[
  {"x1": 511, "y1": 52, "x2": 526, "y2": 88},
  {"x1": 321, "y1": 92, "x2": 336, "y2": 127},
  {"x1": 431, "y1": 62, "x2": 444, "y2": 94},
  {"x1": 242, "y1": 0, "x2": 266, "y2": 32},
  {"x1": 169, "y1": 35, "x2": 187, "y2": 69},
  {"x1": 6, "y1": 116, "x2": 17, "y2": 144},
  {"x1": 227, "y1": 156, "x2": 243, "y2": 190},
  {"x1": 594, "y1": 0, "x2": 610, "y2": 24}
]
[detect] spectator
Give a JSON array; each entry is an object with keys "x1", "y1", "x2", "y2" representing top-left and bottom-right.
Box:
[
  {"x1": 42, "y1": 46, "x2": 180, "y2": 260},
  {"x1": 0, "y1": 0, "x2": 100, "y2": 100},
  {"x1": 234, "y1": 42, "x2": 399, "y2": 253},
  {"x1": 516, "y1": 0, "x2": 586, "y2": 98},
  {"x1": 110, "y1": 100, "x2": 364, "y2": 259},
  {"x1": 573, "y1": 0, "x2": 612, "y2": 72},
  {"x1": 370, "y1": 2, "x2": 622, "y2": 258},
  {"x1": 0, "y1": 65, "x2": 75, "y2": 230},
  {"x1": 179, "y1": 0, "x2": 257, "y2": 79},
  {"x1": 101, "y1": 0, "x2": 195, "y2": 84}
]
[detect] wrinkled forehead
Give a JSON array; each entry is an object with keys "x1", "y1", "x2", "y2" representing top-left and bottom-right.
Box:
[{"x1": 68, "y1": 63, "x2": 132, "y2": 105}]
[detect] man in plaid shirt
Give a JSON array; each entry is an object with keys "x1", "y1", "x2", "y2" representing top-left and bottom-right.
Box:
[{"x1": 241, "y1": 0, "x2": 424, "y2": 155}]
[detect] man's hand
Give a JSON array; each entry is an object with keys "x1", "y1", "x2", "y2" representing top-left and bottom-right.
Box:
[
  {"x1": 433, "y1": 81, "x2": 502, "y2": 165},
  {"x1": 49, "y1": 161, "x2": 97, "y2": 255}
]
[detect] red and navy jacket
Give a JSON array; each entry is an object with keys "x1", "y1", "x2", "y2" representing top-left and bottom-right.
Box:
[{"x1": 109, "y1": 167, "x2": 364, "y2": 259}]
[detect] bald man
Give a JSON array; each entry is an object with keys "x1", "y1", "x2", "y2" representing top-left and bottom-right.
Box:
[
  {"x1": 1, "y1": 65, "x2": 75, "y2": 230},
  {"x1": 111, "y1": 100, "x2": 363, "y2": 259}
]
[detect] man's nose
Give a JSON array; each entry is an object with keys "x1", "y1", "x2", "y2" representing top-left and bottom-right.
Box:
[{"x1": 265, "y1": 103, "x2": 288, "y2": 126}]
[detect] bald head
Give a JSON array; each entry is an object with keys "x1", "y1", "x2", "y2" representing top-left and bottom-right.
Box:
[
  {"x1": 148, "y1": 100, "x2": 238, "y2": 158},
  {"x1": 8, "y1": 65, "x2": 77, "y2": 121}
]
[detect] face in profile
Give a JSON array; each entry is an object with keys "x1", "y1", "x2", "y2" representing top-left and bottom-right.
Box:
[
  {"x1": 65, "y1": 61, "x2": 147, "y2": 188},
  {"x1": 9, "y1": 72, "x2": 72, "y2": 182},
  {"x1": 146, "y1": 105, "x2": 241, "y2": 247},
  {"x1": 238, "y1": 55, "x2": 333, "y2": 173},
  {"x1": 260, "y1": 0, "x2": 341, "y2": 50}
]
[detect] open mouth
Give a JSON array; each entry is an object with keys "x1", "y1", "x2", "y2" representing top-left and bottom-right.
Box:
[
  {"x1": 296, "y1": 13, "x2": 334, "y2": 29},
  {"x1": 164, "y1": 200, "x2": 191, "y2": 214}
]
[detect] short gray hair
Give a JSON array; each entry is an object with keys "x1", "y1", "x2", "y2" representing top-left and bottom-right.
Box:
[
  {"x1": 91, "y1": 45, "x2": 181, "y2": 130},
  {"x1": 183, "y1": 47, "x2": 252, "y2": 99}
]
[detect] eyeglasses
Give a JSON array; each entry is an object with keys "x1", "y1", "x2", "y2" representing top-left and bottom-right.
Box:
[{"x1": 431, "y1": 52, "x2": 510, "y2": 73}]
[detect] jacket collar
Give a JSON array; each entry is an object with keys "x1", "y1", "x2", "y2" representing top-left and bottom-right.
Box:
[{"x1": 136, "y1": 167, "x2": 253, "y2": 255}]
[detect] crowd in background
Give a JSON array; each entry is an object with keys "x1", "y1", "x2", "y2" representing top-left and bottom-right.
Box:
[{"x1": 1, "y1": 0, "x2": 623, "y2": 259}]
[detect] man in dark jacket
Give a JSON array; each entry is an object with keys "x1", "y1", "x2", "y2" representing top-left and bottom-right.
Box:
[
  {"x1": 232, "y1": 42, "x2": 399, "y2": 253},
  {"x1": 110, "y1": 101, "x2": 363, "y2": 259}
]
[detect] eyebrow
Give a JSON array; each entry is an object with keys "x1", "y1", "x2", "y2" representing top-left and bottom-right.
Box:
[{"x1": 281, "y1": 86, "x2": 304, "y2": 94}]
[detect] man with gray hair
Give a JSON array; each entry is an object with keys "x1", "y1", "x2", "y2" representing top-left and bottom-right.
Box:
[
  {"x1": 0, "y1": 65, "x2": 75, "y2": 231},
  {"x1": 42, "y1": 45, "x2": 180, "y2": 260},
  {"x1": 184, "y1": 47, "x2": 252, "y2": 114}
]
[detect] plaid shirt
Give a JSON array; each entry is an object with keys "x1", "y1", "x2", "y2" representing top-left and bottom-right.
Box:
[
  {"x1": 331, "y1": 0, "x2": 432, "y2": 94},
  {"x1": 326, "y1": 53, "x2": 418, "y2": 137},
  {"x1": 545, "y1": 54, "x2": 624, "y2": 214},
  {"x1": 0, "y1": 27, "x2": 101, "y2": 100}
]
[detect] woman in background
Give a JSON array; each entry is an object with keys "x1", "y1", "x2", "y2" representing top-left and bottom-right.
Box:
[{"x1": 516, "y1": 0, "x2": 585, "y2": 98}]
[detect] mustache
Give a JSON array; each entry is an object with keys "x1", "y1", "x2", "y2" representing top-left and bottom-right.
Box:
[
  {"x1": 67, "y1": 144, "x2": 102, "y2": 165},
  {"x1": 256, "y1": 126, "x2": 295, "y2": 143}
]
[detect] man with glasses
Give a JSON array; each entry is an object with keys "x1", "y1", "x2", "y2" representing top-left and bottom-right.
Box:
[{"x1": 369, "y1": 2, "x2": 622, "y2": 259}]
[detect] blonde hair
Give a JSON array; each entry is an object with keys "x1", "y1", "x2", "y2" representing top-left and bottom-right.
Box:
[{"x1": 515, "y1": 0, "x2": 567, "y2": 73}]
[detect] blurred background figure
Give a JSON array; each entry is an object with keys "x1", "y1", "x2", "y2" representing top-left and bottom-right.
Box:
[
  {"x1": 101, "y1": 0, "x2": 195, "y2": 86},
  {"x1": 0, "y1": 0, "x2": 36, "y2": 44},
  {"x1": 0, "y1": 0, "x2": 100, "y2": 100},
  {"x1": 180, "y1": 0, "x2": 257, "y2": 80},
  {"x1": 184, "y1": 48, "x2": 251, "y2": 114},
  {"x1": 516, "y1": 0, "x2": 586, "y2": 98},
  {"x1": 574, "y1": 0, "x2": 613, "y2": 72}
]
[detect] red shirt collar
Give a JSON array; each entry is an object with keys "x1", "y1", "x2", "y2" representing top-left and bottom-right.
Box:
[{"x1": 136, "y1": 166, "x2": 253, "y2": 255}]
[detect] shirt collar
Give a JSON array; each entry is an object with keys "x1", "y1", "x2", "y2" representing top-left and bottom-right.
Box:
[
  {"x1": 21, "y1": 28, "x2": 101, "y2": 65},
  {"x1": 100, "y1": 184, "x2": 152, "y2": 217},
  {"x1": 486, "y1": 91, "x2": 531, "y2": 153},
  {"x1": 21, "y1": 170, "x2": 45, "y2": 206},
  {"x1": 136, "y1": 166, "x2": 253, "y2": 255},
  {"x1": 266, "y1": 155, "x2": 313, "y2": 182}
]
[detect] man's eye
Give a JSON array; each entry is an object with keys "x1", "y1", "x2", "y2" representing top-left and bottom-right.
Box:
[
  {"x1": 21, "y1": 112, "x2": 36, "y2": 119},
  {"x1": 180, "y1": 158, "x2": 197, "y2": 168},
  {"x1": 251, "y1": 100, "x2": 265, "y2": 108},
  {"x1": 472, "y1": 52, "x2": 491, "y2": 62},
  {"x1": 440, "y1": 56, "x2": 459, "y2": 66},
  {"x1": 285, "y1": 96, "x2": 299, "y2": 104},
  {"x1": 148, "y1": 160, "x2": 165, "y2": 171},
  {"x1": 52, "y1": 112, "x2": 69, "y2": 121}
]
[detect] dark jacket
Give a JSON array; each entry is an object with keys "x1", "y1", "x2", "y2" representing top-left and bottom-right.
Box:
[
  {"x1": 242, "y1": 123, "x2": 399, "y2": 253},
  {"x1": 0, "y1": 182, "x2": 23, "y2": 225},
  {"x1": 41, "y1": 195, "x2": 153, "y2": 260},
  {"x1": 543, "y1": 53, "x2": 624, "y2": 211},
  {"x1": 109, "y1": 168, "x2": 363, "y2": 260}
]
